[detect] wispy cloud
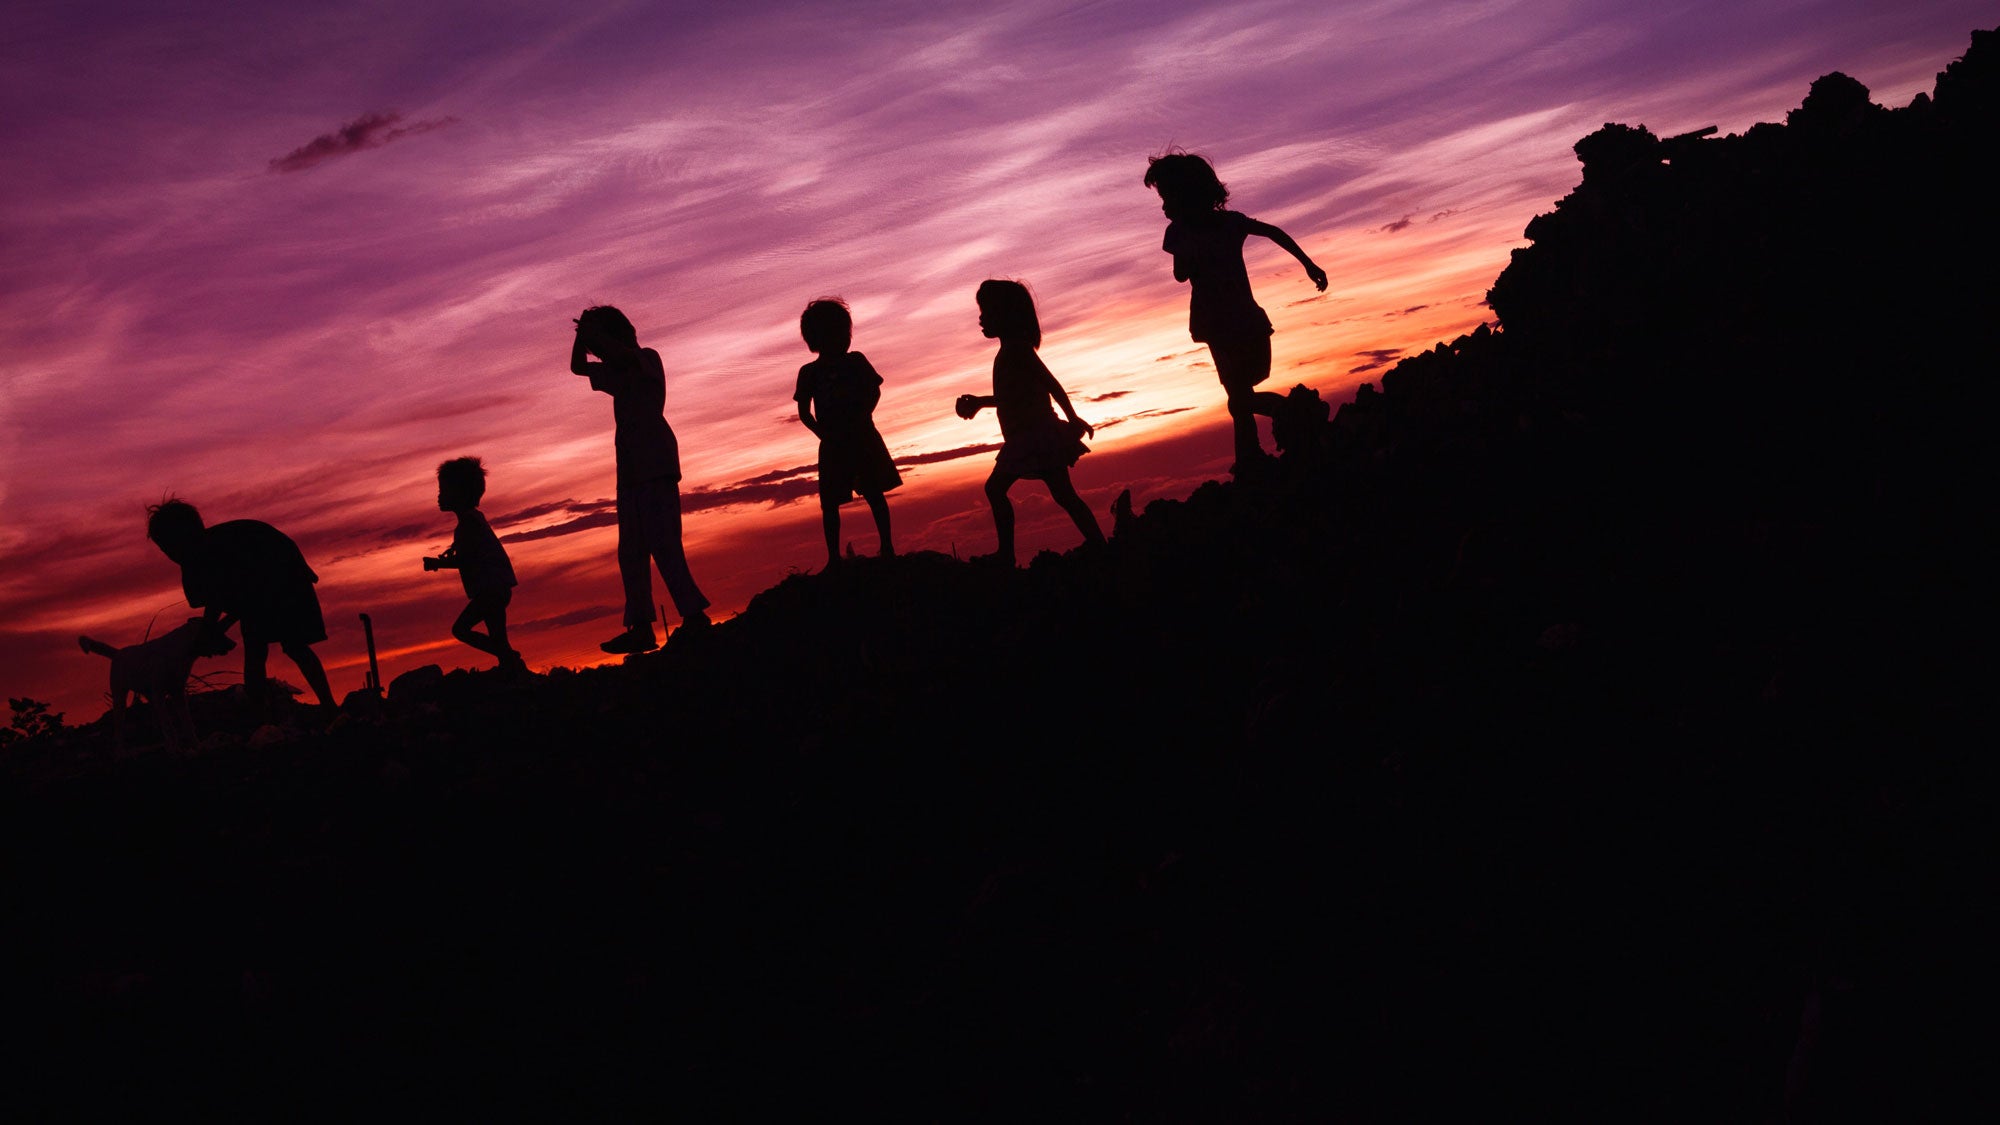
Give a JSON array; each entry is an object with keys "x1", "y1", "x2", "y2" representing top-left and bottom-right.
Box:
[
  {"x1": 1350, "y1": 348, "x2": 1403, "y2": 373},
  {"x1": 490, "y1": 498, "x2": 615, "y2": 527},
  {"x1": 892, "y1": 444, "x2": 1002, "y2": 467},
  {"x1": 268, "y1": 111, "x2": 458, "y2": 173},
  {"x1": 501, "y1": 511, "x2": 619, "y2": 544}
]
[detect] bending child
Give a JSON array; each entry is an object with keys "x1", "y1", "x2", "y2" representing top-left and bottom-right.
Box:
[
  {"x1": 1143, "y1": 150, "x2": 1327, "y2": 474},
  {"x1": 795, "y1": 297, "x2": 901, "y2": 568},
  {"x1": 425, "y1": 456, "x2": 525, "y2": 673},
  {"x1": 570, "y1": 304, "x2": 712, "y2": 654},
  {"x1": 145, "y1": 497, "x2": 337, "y2": 716},
  {"x1": 954, "y1": 279, "x2": 1106, "y2": 566}
]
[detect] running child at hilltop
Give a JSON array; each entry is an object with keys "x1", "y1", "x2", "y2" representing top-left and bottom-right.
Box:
[
  {"x1": 424, "y1": 456, "x2": 525, "y2": 673},
  {"x1": 1144, "y1": 150, "x2": 1327, "y2": 475}
]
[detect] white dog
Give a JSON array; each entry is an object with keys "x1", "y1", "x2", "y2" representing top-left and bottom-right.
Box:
[{"x1": 78, "y1": 617, "x2": 231, "y2": 752}]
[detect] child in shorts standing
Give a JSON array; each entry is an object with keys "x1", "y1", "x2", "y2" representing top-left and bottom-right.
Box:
[{"x1": 794, "y1": 297, "x2": 900, "y2": 568}]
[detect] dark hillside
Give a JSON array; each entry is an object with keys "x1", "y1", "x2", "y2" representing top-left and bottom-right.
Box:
[{"x1": 5, "y1": 29, "x2": 1994, "y2": 1122}]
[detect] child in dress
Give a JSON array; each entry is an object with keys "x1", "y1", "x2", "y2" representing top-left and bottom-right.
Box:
[
  {"x1": 953, "y1": 280, "x2": 1106, "y2": 565},
  {"x1": 794, "y1": 297, "x2": 900, "y2": 568},
  {"x1": 424, "y1": 456, "x2": 525, "y2": 673},
  {"x1": 570, "y1": 304, "x2": 713, "y2": 655},
  {"x1": 1143, "y1": 150, "x2": 1328, "y2": 474}
]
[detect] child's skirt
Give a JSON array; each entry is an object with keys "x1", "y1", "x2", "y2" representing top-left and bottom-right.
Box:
[{"x1": 994, "y1": 418, "x2": 1088, "y2": 481}]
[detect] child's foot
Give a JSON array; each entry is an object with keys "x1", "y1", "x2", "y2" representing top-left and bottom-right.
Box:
[
  {"x1": 498, "y1": 651, "x2": 530, "y2": 675},
  {"x1": 600, "y1": 626, "x2": 658, "y2": 655},
  {"x1": 669, "y1": 612, "x2": 712, "y2": 645}
]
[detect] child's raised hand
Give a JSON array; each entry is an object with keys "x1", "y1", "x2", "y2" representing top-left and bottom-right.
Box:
[
  {"x1": 1305, "y1": 263, "x2": 1328, "y2": 292},
  {"x1": 955, "y1": 394, "x2": 981, "y2": 420}
]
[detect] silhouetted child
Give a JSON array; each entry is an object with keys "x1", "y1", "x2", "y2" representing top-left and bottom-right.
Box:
[
  {"x1": 145, "y1": 498, "x2": 338, "y2": 715},
  {"x1": 425, "y1": 456, "x2": 525, "y2": 673},
  {"x1": 1144, "y1": 150, "x2": 1327, "y2": 473},
  {"x1": 570, "y1": 304, "x2": 712, "y2": 654},
  {"x1": 954, "y1": 280, "x2": 1106, "y2": 565},
  {"x1": 795, "y1": 297, "x2": 901, "y2": 568}
]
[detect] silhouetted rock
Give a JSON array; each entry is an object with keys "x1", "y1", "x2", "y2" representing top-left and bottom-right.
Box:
[{"x1": 387, "y1": 662, "x2": 445, "y2": 703}]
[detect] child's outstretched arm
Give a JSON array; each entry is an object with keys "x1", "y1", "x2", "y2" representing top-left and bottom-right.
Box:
[
  {"x1": 954, "y1": 393, "x2": 994, "y2": 419},
  {"x1": 1248, "y1": 219, "x2": 1329, "y2": 291}
]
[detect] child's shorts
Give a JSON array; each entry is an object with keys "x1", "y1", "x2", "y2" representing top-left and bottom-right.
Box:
[
  {"x1": 1206, "y1": 333, "x2": 1274, "y2": 390},
  {"x1": 239, "y1": 584, "x2": 327, "y2": 647}
]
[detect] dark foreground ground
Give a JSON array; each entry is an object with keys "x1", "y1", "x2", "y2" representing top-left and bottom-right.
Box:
[{"x1": 3, "y1": 473, "x2": 1986, "y2": 1122}]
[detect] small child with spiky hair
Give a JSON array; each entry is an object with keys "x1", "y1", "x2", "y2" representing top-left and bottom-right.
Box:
[{"x1": 425, "y1": 456, "x2": 524, "y2": 672}]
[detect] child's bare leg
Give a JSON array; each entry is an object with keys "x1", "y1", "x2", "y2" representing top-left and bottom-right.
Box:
[
  {"x1": 281, "y1": 641, "x2": 336, "y2": 710},
  {"x1": 984, "y1": 470, "x2": 1019, "y2": 563},
  {"x1": 1212, "y1": 337, "x2": 1275, "y2": 466},
  {"x1": 820, "y1": 493, "x2": 842, "y2": 566},
  {"x1": 1224, "y1": 384, "x2": 1265, "y2": 465},
  {"x1": 452, "y1": 603, "x2": 490, "y2": 653},
  {"x1": 1045, "y1": 469, "x2": 1106, "y2": 548},
  {"x1": 485, "y1": 602, "x2": 514, "y2": 665},
  {"x1": 862, "y1": 490, "x2": 894, "y2": 557},
  {"x1": 461, "y1": 600, "x2": 525, "y2": 670}
]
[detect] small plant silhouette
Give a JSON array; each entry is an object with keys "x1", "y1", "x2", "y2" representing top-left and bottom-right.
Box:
[{"x1": 1, "y1": 697, "x2": 66, "y2": 747}]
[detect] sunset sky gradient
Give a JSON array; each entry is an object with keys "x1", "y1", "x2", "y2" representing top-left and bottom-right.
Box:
[{"x1": 2, "y1": 0, "x2": 1986, "y2": 720}]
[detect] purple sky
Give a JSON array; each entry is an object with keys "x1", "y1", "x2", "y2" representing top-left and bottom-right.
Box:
[{"x1": 2, "y1": 0, "x2": 1988, "y2": 721}]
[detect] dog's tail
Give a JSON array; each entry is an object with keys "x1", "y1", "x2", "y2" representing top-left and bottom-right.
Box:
[{"x1": 78, "y1": 635, "x2": 118, "y2": 659}]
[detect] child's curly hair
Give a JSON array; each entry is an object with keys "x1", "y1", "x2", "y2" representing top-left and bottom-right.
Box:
[
  {"x1": 437, "y1": 456, "x2": 487, "y2": 505},
  {"x1": 1143, "y1": 150, "x2": 1229, "y2": 211},
  {"x1": 799, "y1": 297, "x2": 852, "y2": 354}
]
